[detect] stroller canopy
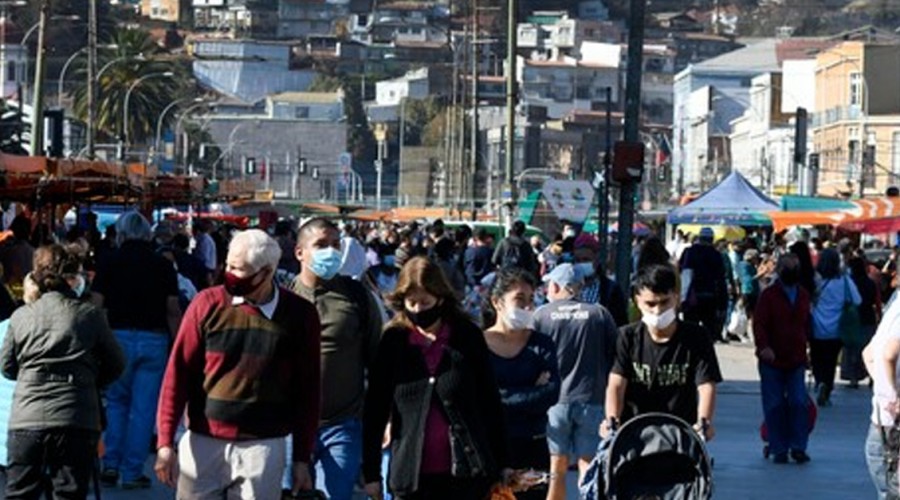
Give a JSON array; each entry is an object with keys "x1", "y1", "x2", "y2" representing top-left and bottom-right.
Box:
[{"x1": 605, "y1": 413, "x2": 713, "y2": 500}]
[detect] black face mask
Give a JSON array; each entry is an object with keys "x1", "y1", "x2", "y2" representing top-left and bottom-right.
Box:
[
  {"x1": 780, "y1": 267, "x2": 800, "y2": 286},
  {"x1": 407, "y1": 304, "x2": 443, "y2": 329}
]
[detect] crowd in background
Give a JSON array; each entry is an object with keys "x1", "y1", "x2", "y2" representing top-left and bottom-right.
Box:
[{"x1": 0, "y1": 209, "x2": 896, "y2": 498}]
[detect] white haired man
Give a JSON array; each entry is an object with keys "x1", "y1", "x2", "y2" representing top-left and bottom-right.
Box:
[{"x1": 155, "y1": 229, "x2": 322, "y2": 498}]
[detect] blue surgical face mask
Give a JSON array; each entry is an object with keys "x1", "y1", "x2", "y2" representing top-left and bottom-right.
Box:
[
  {"x1": 72, "y1": 275, "x2": 86, "y2": 298},
  {"x1": 309, "y1": 247, "x2": 342, "y2": 280},
  {"x1": 575, "y1": 262, "x2": 596, "y2": 278}
]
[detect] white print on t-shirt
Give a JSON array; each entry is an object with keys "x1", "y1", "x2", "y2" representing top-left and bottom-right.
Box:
[
  {"x1": 549, "y1": 303, "x2": 589, "y2": 321},
  {"x1": 632, "y1": 362, "x2": 690, "y2": 387}
]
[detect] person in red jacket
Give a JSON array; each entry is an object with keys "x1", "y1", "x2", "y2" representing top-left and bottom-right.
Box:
[{"x1": 754, "y1": 253, "x2": 812, "y2": 465}]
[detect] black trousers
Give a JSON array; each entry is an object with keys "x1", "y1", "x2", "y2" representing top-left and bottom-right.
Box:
[
  {"x1": 396, "y1": 474, "x2": 493, "y2": 500},
  {"x1": 5, "y1": 428, "x2": 99, "y2": 500},
  {"x1": 507, "y1": 435, "x2": 549, "y2": 500},
  {"x1": 810, "y1": 338, "x2": 843, "y2": 390},
  {"x1": 683, "y1": 305, "x2": 725, "y2": 343}
]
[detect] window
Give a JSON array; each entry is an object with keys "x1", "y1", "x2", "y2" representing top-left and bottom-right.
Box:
[
  {"x1": 850, "y1": 72, "x2": 863, "y2": 107},
  {"x1": 892, "y1": 131, "x2": 900, "y2": 174},
  {"x1": 358, "y1": 14, "x2": 368, "y2": 26},
  {"x1": 6, "y1": 61, "x2": 14, "y2": 82},
  {"x1": 295, "y1": 106, "x2": 309, "y2": 119}
]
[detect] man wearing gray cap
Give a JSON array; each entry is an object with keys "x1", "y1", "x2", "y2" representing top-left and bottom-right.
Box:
[{"x1": 532, "y1": 264, "x2": 618, "y2": 500}]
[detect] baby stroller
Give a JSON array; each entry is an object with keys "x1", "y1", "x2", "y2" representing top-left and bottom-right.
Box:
[
  {"x1": 581, "y1": 413, "x2": 713, "y2": 500},
  {"x1": 760, "y1": 394, "x2": 818, "y2": 458}
]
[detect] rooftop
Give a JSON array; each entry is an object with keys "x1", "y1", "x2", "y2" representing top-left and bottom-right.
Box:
[
  {"x1": 685, "y1": 38, "x2": 780, "y2": 74},
  {"x1": 269, "y1": 92, "x2": 343, "y2": 104}
]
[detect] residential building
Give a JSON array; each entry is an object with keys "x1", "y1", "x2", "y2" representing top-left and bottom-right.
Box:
[
  {"x1": 192, "y1": 0, "x2": 277, "y2": 37},
  {"x1": 190, "y1": 38, "x2": 316, "y2": 104},
  {"x1": 642, "y1": 43, "x2": 677, "y2": 124},
  {"x1": 267, "y1": 91, "x2": 344, "y2": 121},
  {"x1": 812, "y1": 41, "x2": 900, "y2": 197},
  {"x1": 199, "y1": 91, "x2": 348, "y2": 200},
  {"x1": 518, "y1": 42, "x2": 621, "y2": 120},
  {"x1": 374, "y1": 67, "x2": 431, "y2": 106},
  {"x1": 671, "y1": 33, "x2": 742, "y2": 73},
  {"x1": 517, "y1": 11, "x2": 618, "y2": 60},
  {"x1": 352, "y1": 2, "x2": 449, "y2": 46},
  {"x1": 0, "y1": 20, "x2": 28, "y2": 100},
  {"x1": 673, "y1": 38, "x2": 836, "y2": 194},
  {"x1": 142, "y1": 0, "x2": 192, "y2": 23},
  {"x1": 277, "y1": 0, "x2": 349, "y2": 39},
  {"x1": 729, "y1": 71, "x2": 813, "y2": 195}
]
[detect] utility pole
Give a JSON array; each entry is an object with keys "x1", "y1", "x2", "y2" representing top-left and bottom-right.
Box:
[
  {"x1": 615, "y1": 0, "x2": 646, "y2": 293},
  {"x1": 470, "y1": 0, "x2": 479, "y2": 218},
  {"x1": 598, "y1": 86, "x2": 612, "y2": 269},
  {"x1": 503, "y1": 0, "x2": 517, "y2": 230},
  {"x1": 86, "y1": 0, "x2": 97, "y2": 158},
  {"x1": 30, "y1": 0, "x2": 49, "y2": 156}
]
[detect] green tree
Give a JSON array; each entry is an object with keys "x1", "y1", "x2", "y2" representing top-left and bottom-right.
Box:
[{"x1": 70, "y1": 28, "x2": 190, "y2": 147}]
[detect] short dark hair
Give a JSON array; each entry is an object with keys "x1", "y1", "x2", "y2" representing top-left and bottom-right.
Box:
[
  {"x1": 511, "y1": 220, "x2": 526, "y2": 236},
  {"x1": 632, "y1": 263, "x2": 678, "y2": 296},
  {"x1": 297, "y1": 217, "x2": 338, "y2": 247}
]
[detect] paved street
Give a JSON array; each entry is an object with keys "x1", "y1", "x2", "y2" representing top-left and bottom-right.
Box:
[{"x1": 0, "y1": 343, "x2": 876, "y2": 499}]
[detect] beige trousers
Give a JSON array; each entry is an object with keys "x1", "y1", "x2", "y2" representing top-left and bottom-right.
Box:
[{"x1": 177, "y1": 430, "x2": 286, "y2": 500}]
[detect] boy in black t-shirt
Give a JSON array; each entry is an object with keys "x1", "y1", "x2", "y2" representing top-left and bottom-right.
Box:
[{"x1": 601, "y1": 264, "x2": 722, "y2": 441}]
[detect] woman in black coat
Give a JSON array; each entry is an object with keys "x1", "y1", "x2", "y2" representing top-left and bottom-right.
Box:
[{"x1": 362, "y1": 256, "x2": 508, "y2": 500}]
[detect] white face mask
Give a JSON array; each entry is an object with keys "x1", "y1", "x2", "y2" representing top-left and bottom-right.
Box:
[
  {"x1": 641, "y1": 307, "x2": 677, "y2": 331},
  {"x1": 503, "y1": 307, "x2": 534, "y2": 331}
]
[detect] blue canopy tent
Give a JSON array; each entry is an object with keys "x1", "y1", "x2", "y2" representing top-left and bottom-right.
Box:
[{"x1": 667, "y1": 171, "x2": 779, "y2": 226}]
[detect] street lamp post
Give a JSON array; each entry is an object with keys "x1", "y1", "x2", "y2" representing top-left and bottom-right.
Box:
[
  {"x1": 121, "y1": 71, "x2": 174, "y2": 158},
  {"x1": 153, "y1": 96, "x2": 204, "y2": 166},
  {"x1": 57, "y1": 43, "x2": 117, "y2": 108}
]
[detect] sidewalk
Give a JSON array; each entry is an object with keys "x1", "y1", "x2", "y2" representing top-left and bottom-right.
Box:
[
  {"x1": 0, "y1": 344, "x2": 877, "y2": 499},
  {"x1": 706, "y1": 343, "x2": 873, "y2": 499}
]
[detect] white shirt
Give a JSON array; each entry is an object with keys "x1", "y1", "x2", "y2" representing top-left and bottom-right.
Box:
[
  {"x1": 870, "y1": 295, "x2": 900, "y2": 425},
  {"x1": 231, "y1": 285, "x2": 280, "y2": 320}
]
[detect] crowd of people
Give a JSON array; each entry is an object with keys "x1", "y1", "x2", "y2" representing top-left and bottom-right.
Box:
[{"x1": 0, "y1": 209, "x2": 897, "y2": 499}]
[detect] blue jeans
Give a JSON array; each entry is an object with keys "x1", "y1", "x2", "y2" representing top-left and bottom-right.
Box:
[
  {"x1": 759, "y1": 363, "x2": 808, "y2": 456},
  {"x1": 283, "y1": 418, "x2": 362, "y2": 500},
  {"x1": 546, "y1": 402, "x2": 603, "y2": 460},
  {"x1": 866, "y1": 424, "x2": 900, "y2": 499},
  {"x1": 102, "y1": 330, "x2": 168, "y2": 482}
]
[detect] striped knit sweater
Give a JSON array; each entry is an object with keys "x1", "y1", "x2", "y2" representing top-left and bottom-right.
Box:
[{"x1": 156, "y1": 285, "x2": 321, "y2": 462}]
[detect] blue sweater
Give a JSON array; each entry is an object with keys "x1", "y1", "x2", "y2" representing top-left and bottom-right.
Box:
[{"x1": 489, "y1": 332, "x2": 560, "y2": 440}]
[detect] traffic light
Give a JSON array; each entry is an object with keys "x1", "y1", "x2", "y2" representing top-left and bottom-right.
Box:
[
  {"x1": 863, "y1": 145, "x2": 876, "y2": 167},
  {"x1": 312, "y1": 166, "x2": 320, "y2": 180},
  {"x1": 298, "y1": 157, "x2": 308, "y2": 175},
  {"x1": 808, "y1": 153, "x2": 820, "y2": 170},
  {"x1": 656, "y1": 165, "x2": 667, "y2": 183},
  {"x1": 245, "y1": 157, "x2": 256, "y2": 175}
]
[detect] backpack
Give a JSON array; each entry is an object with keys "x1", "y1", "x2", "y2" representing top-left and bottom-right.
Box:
[{"x1": 499, "y1": 238, "x2": 523, "y2": 270}]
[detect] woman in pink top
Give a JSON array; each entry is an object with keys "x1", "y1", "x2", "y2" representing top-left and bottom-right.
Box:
[{"x1": 362, "y1": 257, "x2": 509, "y2": 500}]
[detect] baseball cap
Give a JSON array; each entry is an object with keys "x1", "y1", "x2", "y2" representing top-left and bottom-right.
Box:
[
  {"x1": 574, "y1": 233, "x2": 600, "y2": 251},
  {"x1": 699, "y1": 227, "x2": 715, "y2": 240},
  {"x1": 542, "y1": 263, "x2": 584, "y2": 288}
]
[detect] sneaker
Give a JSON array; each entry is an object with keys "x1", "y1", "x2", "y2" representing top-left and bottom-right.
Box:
[
  {"x1": 815, "y1": 384, "x2": 829, "y2": 406},
  {"x1": 99, "y1": 469, "x2": 119, "y2": 488},
  {"x1": 773, "y1": 453, "x2": 788, "y2": 464},
  {"x1": 791, "y1": 450, "x2": 811, "y2": 464},
  {"x1": 121, "y1": 476, "x2": 152, "y2": 490}
]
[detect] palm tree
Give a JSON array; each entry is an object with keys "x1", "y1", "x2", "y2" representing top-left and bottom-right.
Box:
[{"x1": 70, "y1": 28, "x2": 190, "y2": 148}]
